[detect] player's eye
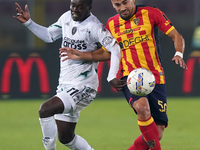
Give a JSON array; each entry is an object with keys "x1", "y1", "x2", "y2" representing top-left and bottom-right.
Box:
[
  {"x1": 122, "y1": 0, "x2": 128, "y2": 5},
  {"x1": 71, "y1": 4, "x2": 84, "y2": 11},
  {"x1": 77, "y1": 6, "x2": 84, "y2": 11},
  {"x1": 114, "y1": 3, "x2": 120, "y2": 7}
]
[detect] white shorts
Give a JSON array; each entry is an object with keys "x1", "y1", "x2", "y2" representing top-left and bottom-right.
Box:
[{"x1": 54, "y1": 84, "x2": 97, "y2": 123}]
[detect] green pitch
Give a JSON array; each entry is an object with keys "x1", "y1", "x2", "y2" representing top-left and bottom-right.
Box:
[{"x1": 0, "y1": 97, "x2": 200, "y2": 150}]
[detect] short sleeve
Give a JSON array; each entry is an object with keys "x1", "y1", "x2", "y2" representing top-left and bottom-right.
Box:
[
  {"x1": 151, "y1": 7, "x2": 175, "y2": 35},
  {"x1": 92, "y1": 23, "x2": 116, "y2": 53}
]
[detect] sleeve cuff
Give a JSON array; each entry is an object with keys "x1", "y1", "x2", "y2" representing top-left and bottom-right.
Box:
[
  {"x1": 23, "y1": 18, "x2": 32, "y2": 27},
  {"x1": 107, "y1": 76, "x2": 116, "y2": 82}
]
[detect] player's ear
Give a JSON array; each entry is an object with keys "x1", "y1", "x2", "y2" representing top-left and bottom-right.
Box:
[
  {"x1": 88, "y1": 5, "x2": 92, "y2": 11},
  {"x1": 132, "y1": 0, "x2": 135, "y2": 3}
]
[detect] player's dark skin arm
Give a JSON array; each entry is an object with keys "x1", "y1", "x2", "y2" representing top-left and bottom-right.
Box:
[
  {"x1": 109, "y1": 78, "x2": 126, "y2": 91},
  {"x1": 59, "y1": 47, "x2": 126, "y2": 91},
  {"x1": 59, "y1": 47, "x2": 111, "y2": 62},
  {"x1": 13, "y1": 3, "x2": 30, "y2": 23}
]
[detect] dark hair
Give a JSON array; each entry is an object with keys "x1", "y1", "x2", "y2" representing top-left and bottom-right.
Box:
[
  {"x1": 83, "y1": 0, "x2": 92, "y2": 6},
  {"x1": 71, "y1": 0, "x2": 92, "y2": 7}
]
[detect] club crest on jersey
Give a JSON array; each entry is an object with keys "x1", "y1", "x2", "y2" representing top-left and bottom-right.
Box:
[
  {"x1": 133, "y1": 18, "x2": 139, "y2": 26},
  {"x1": 72, "y1": 27, "x2": 77, "y2": 35},
  {"x1": 102, "y1": 36, "x2": 113, "y2": 46}
]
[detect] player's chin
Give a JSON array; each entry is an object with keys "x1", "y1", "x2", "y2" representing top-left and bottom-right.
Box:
[
  {"x1": 71, "y1": 13, "x2": 82, "y2": 21},
  {"x1": 71, "y1": 16, "x2": 79, "y2": 21},
  {"x1": 120, "y1": 13, "x2": 131, "y2": 20}
]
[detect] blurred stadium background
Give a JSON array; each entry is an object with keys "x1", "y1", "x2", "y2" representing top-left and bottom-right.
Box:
[
  {"x1": 0, "y1": 0, "x2": 200, "y2": 98},
  {"x1": 1, "y1": 0, "x2": 200, "y2": 150}
]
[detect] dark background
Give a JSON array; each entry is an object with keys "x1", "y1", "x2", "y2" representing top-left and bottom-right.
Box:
[{"x1": 0, "y1": 0, "x2": 199, "y2": 99}]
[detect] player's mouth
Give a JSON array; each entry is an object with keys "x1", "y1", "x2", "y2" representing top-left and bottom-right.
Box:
[
  {"x1": 72, "y1": 13, "x2": 79, "y2": 18},
  {"x1": 71, "y1": 12, "x2": 82, "y2": 21},
  {"x1": 121, "y1": 10, "x2": 129, "y2": 16}
]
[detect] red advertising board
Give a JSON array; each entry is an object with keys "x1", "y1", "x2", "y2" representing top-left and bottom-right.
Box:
[{"x1": 0, "y1": 50, "x2": 200, "y2": 98}]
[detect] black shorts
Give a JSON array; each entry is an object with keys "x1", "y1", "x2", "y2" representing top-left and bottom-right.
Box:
[{"x1": 122, "y1": 76, "x2": 168, "y2": 126}]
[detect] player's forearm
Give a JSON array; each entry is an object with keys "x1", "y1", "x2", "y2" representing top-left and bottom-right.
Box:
[
  {"x1": 90, "y1": 48, "x2": 111, "y2": 62},
  {"x1": 174, "y1": 33, "x2": 185, "y2": 54},
  {"x1": 168, "y1": 29, "x2": 185, "y2": 56},
  {"x1": 23, "y1": 19, "x2": 53, "y2": 43},
  {"x1": 79, "y1": 48, "x2": 111, "y2": 62}
]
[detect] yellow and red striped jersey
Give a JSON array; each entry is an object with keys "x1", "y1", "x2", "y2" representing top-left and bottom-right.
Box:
[{"x1": 106, "y1": 5, "x2": 175, "y2": 84}]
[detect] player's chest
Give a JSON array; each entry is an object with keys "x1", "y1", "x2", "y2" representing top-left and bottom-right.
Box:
[
  {"x1": 109, "y1": 15, "x2": 154, "y2": 43},
  {"x1": 61, "y1": 22, "x2": 92, "y2": 50},
  {"x1": 62, "y1": 22, "x2": 90, "y2": 39}
]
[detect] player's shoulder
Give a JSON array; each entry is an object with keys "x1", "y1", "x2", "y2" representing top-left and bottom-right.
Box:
[
  {"x1": 59, "y1": 11, "x2": 71, "y2": 19},
  {"x1": 87, "y1": 13, "x2": 102, "y2": 24},
  {"x1": 84, "y1": 13, "x2": 103, "y2": 28},
  {"x1": 107, "y1": 14, "x2": 120, "y2": 23},
  {"x1": 136, "y1": 5, "x2": 162, "y2": 13}
]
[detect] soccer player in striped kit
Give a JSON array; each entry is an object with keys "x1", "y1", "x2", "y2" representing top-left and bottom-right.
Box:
[
  {"x1": 14, "y1": 0, "x2": 121, "y2": 150},
  {"x1": 60, "y1": 0, "x2": 187, "y2": 149}
]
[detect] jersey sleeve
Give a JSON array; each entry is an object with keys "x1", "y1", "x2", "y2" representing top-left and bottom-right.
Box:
[
  {"x1": 92, "y1": 23, "x2": 117, "y2": 53},
  {"x1": 47, "y1": 15, "x2": 63, "y2": 41},
  {"x1": 101, "y1": 18, "x2": 114, "y2": 52},
  {"x1": 151, "y1": 7, "x2": 175, "y2": 35},
  {"x1": 23, "y1": 19, "x2": 53, "y2": 43},
  {"x1": 91, "y1": 22, "x2": 121, "y2": 82}
]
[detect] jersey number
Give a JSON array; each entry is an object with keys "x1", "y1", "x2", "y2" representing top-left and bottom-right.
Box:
[{"x1": 158, "y1": 100, "x2": 167, "y2": 113}]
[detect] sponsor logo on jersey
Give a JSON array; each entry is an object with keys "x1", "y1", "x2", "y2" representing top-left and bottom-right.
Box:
[
  {"x1": 63, "y1": 37, "x2": 87, "y2": 50},
  {"x1": 118, "y1": 34, "x2": 149, "y2": 49},
  {"x1": 118, "y1": 27, "x2": 141, "y2": 36}
]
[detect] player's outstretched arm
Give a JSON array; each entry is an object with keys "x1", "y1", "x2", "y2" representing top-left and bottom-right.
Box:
[
  {"x1": 59, "y1": 47, "x2": 111, "y2": 62},
  {"x1": 13, "y1": 3, "x2": 30, "y2": 23},
  {"x1": 168, "y1": 29, "x2": 187, "y2": 70},
  {"x1": 13, "y1": 3, "x2": 54, "y2": 43}
]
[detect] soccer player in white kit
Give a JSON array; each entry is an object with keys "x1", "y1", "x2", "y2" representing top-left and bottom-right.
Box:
[{"x1": 13, "y1": 0, "x2": 121, "y2": 150}]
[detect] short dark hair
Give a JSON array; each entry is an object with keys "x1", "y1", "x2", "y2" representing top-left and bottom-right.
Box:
[
  {"x1": 84, "y1": 0, "x2": 92, "y2": 6},
  {"x1": 71, "y1": 0, "x2": 92, "y2": 7}
]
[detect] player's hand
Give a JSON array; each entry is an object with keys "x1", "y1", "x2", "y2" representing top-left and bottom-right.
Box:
[
  {"x1": 13, "y1": 3, "x2": 30, "y2": 23},
  {"x1": 59, "y1": 47, "x2": 82, "y2": 62},
  {"x1": 172, "y1": 55, "x2": 188, "y2": 69},
  {"x1": 109, "y1": 78, "x2": 126, "y2": 92}
]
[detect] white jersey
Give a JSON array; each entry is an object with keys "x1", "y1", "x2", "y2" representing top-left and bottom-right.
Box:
[
  {"x1": 47, "y1": 11, "x2": 116, "y2": 90},
  {"x1": 24, "y1": 11, "x2": 121, "y2": 91}
]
